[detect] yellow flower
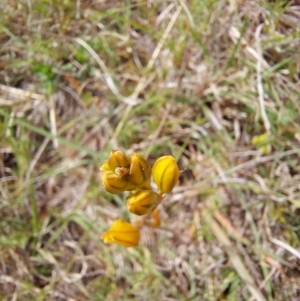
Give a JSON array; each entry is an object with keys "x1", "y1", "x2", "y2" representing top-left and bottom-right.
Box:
[
  {"x1": 100, "y1": 150, "x2": 133, "y2": 194},
  {"x1": 100, "y1": 171, "x2": 132, "y2": 194},
  {"x1": 152, "y1": 155, "x2": 179, "y2": 194},
  {"x1": 126, "y1": 190, "x2": 160, "y2": 216},
  {"x1": 129, "y1": 153, "x2": 152, "y2": 186},
  {"x1": 106, "y1": 150, "x2": 131, "y2": 170},
  {"x1": 101, "y1": 219, "x2": 140, "y2": 247}
]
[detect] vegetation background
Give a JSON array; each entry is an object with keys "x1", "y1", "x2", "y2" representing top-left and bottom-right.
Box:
[{"x1": 1, "y1": 0, "x2": 300, "y2": 300}]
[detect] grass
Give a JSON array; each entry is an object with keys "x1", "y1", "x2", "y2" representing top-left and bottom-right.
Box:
[{"x1": 1, "y1": 0, "x2": 300, "y2": 300}]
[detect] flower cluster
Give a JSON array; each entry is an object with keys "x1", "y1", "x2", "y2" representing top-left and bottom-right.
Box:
[{"x1": 100, "y1": 150, "x2": 179, "y2": 247}]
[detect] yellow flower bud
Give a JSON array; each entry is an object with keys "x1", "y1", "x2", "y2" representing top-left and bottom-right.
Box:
[
  {"x1": 107, "y1": 150, "x2": 131, "y2": 170},
  {"x1": 129, "y1": 153, "x2": 151, "y2": 186},
  {"x1": 126, "y1": 190, "x2": 160, "y2": 216},
  {"x1": 100, "y1": 150, "x2": 134, "y2": 193},
  {"x1": 101, "y1": 170, "x2": 131, "y2": 194},
  {"x1": 101, "y1": 219, "x2": 140, "y2": 247},
  {"x1": 152, "y1": 156, "x2": 179, "y2": 194}
]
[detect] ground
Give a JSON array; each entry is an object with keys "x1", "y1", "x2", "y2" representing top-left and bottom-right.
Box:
[{"x1": 0, "y1": 0, "x2": 300, "y2": 300}]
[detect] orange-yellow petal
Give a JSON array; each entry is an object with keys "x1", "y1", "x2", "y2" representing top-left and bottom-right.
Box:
[
  {"x1": 107, "y1": 150, "x2": 131, "y2": 170},
  {"x1": 129, "y1": 153, "x2": 151, "y2": 186},
  {"x1": 100, "y1": 160, "x2": 110, "y2": 171},
  {"x1": 101, "y1": 219, "x2": 140, "y2": 247},
  {"x1": 101, "y1": 170, "x2": 131, "y2": 194}
]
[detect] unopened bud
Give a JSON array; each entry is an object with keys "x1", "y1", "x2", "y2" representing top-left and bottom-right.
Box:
[
  {"x1": 126, "y1": 190, "x2": 160, "y2": 216},
  {"x1": 129, "y1": 153, "x2": 151, "y2": 186},
  {"x1": 152, "y1": 156, "x2": 179, "y2": 194}
]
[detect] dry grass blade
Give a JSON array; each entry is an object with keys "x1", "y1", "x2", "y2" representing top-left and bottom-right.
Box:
[
  {"x1": 49, "y1": 95, "x2": 58, "y2": 149},
  {"x1": 203, "y1": 208, "x2": 267, "y2": 301},
  {"x1": 75, "y1": 37, "x2": 140, "y2": 106},
  {"x1": 270, "y1": 238, "x2": 300, "y2": 260},
  {"x1": 112, "y1": 5, "x2": 182, "y2": 143},
  {"x1": 255, "y1": 24, "x2": 271, "y2": 133}
]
